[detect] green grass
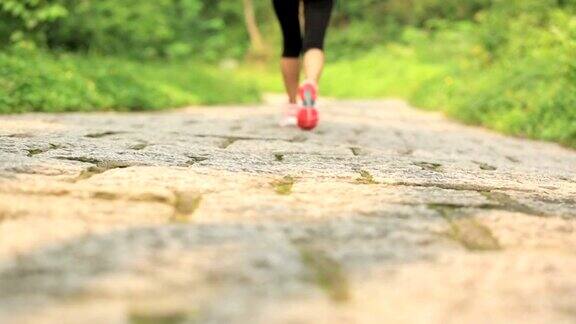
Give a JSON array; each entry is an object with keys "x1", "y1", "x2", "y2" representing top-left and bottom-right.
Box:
[
  {"x1": 355, "y1": 170, "x2": 378, "y2": 185},
  {"x1": 271, "y1": 176, "x2": 295, "y2": 195},
  {"x1": 313, "y1": 40, "x2": 576, "y2": 149},
  {"x1": 323, "y1": 45, "x2": 446, "y2": 99},
  {"x1": 236, "y1": 64, "x2": 284, "y2": 94},
  {"x1": 171, "y1": 191, "x2": 202, "y2": 223},
  {"x1": 241, "y1": 43, "x2": 575, "y2": 149},
  {"x1": 0, "y1": 50, "x2": 260, "y2": 113}
]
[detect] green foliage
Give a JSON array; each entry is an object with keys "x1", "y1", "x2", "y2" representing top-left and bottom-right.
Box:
[
  {"x1": 0, "y1": 0, "x2": 494, "y2": 60},
  {"x1": 0, "y1": 50, "x2": 260, "y2": 113},
  {"x1": 322, "y1": 0, "x2": 576, "y2": 148},
  {"x1": 448, "y1": 3, "x2": 576, "y2": 146},
  {"x1": 328, "y1": 0, "x2": 491, "y2": 59},
  {"x1": 0, "y1": 0, "x2": 67, "y2": 47},
  {"x1": 323, "y1": 46, "x2": 445, "y2": 98},
  {"x1": 49, "y1": 0, "x2": 250, "y2": 59},
  {"x1": 0, "y1": 0, "x2": 254, "y2": 60}
]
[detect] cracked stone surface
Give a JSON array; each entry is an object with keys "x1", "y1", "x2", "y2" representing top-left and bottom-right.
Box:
[{"x1": 0, "y1": 96, "x2": 575, "y2": 324}]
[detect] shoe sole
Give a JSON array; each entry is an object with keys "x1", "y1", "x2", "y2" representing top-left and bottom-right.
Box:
[
  {"x1": 298, "y1": 84, "x2": 319, "y2": 131},
  {"x1": 299, "y1": 83, "x2": 317, "y2": 108}
]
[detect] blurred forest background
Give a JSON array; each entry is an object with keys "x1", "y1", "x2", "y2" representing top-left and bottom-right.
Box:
[{"x1": 0, "y1": 0, "x2": 575, "y2": 147}]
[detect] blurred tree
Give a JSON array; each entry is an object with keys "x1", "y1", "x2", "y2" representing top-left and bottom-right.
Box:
[{"x1": 242, "y1": 0, "x2": 266, "y2": 57}]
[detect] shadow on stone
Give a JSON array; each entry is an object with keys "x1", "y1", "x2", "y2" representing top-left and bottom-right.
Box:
[
  {"x1": 430, "y1": 204, "x2": 501, "y2": 251},
  {"x1": 297, "y1": 245, "x2": 350, "y2": 303}
]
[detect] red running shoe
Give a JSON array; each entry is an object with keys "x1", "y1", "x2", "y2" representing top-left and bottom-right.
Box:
[{"x1": 297, "y1": 81, "x2": 319, "y2": 131}]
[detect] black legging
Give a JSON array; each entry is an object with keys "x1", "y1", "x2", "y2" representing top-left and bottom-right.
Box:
[{"x1": 272, "y1": 0, "x2": 334, "y2": 58}]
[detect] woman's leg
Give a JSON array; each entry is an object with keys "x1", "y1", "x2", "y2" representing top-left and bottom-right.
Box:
[
  {"x1": 272, "y1": 0, "x2": 302, "y2": 104},
  {"x1": 280, "y1": 59, "x2": 300, "y2": 104},
  {"x1": 302, "y1": 0, "x2": 334, "y2": 85}
]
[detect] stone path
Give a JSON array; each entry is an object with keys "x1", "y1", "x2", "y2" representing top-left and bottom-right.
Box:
[{"x1": 0, "y1": 97, "x2": 575, "y2": 324}]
